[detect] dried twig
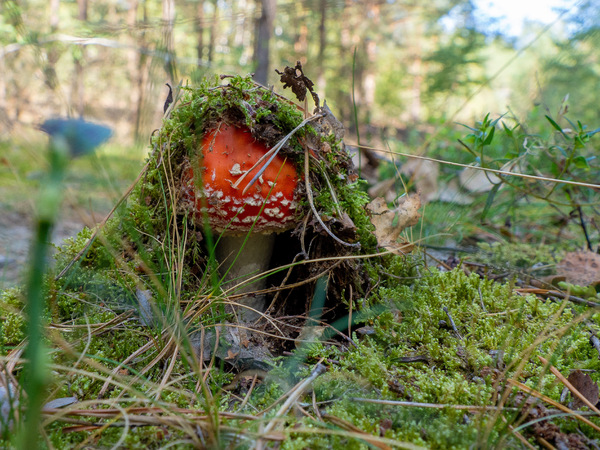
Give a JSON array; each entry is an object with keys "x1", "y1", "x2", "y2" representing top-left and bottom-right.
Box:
[
  {"x1": 351, "y1": 143, "x2": 600, "y2": 190},
  {"x1": 501, "y1": 415, "x2": 538, "y2": 450},
  {"x1": 515, "y1": 282, "x2": 600, "y2": 308},
  {"x1": 348, "y1": 398, "x2": 519, "y2": 412},
  {"x1": 443, "y1": 306, "x2": 463, "y2": 340},
  {"x1": 589, "y1": 334, "x2": 600, "y2": 358}
]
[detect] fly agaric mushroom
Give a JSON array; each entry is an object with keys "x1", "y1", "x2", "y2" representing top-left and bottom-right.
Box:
[{"x1": 182, "y1": 124, "x2": 300, "y2": 320}]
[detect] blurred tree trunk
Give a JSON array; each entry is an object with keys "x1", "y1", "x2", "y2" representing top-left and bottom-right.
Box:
[
  {"x1": 336, "y1": 2, "x2": 350, "y2": 124},
  {"x1": 195, "y1": 0, "x2": 205, "y2": 61},
  {"x1": 45, "y1": 0, "x2": 60, "y2": 90},
  {"x1": 335, "y1": 0, "x2": 362, "y2": 125},
  {"x1": 138, "y1": 0, "x2": 177, "y2": 140},
  {"x1": 127, "y1": 0, "x2": 148, "y2": 141},
  {"x1": 77, "y1": 0, "x2": 88, "y2": 22},
  {"x1": 293, "y1": 3, "x2": 307, "y2": 64},
  {"x1": 71, "y1": 0, "x2": 87, "y2": 117},
  {"x1": 162, "y1": 0, "x2": 177, "y2": 83},
  {"x1": 2, "y1": 2, "x2": 25, "y2": 122},
  {"x1": 0, "y1": 47, "x2": 6, "y2": 125},
  {"x1": 232, "y1": 0, "x2": 249, "y2": 49},
  {"x1": 236, "y1": 1, "x2": 253, "y2": 66},
  {"x1": 208, "y1": 0, "x2": 219, "y2": 64},
  {"x1": 408, "y1": 19, "x2": 423, "y2": 123},
  {"x1": 362, "y1": 3, "x2": 379, "y2": 127},
  {"x1": 317, "y1": 0, "x2": 327, "y2": 94},
  {"x1": 253, "y1": 0, "x2": 276, "y2": 85},
  {"x1": 49, "y1": 0, "x2": 59, "y2": 30},
  {"x1": 226, "y1": 1, "x2": 237, "y2": 54}
]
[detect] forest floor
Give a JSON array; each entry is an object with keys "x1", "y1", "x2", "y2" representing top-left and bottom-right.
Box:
[{"x1": 1, "y1": 122, "x2": 600, "y2": 448}]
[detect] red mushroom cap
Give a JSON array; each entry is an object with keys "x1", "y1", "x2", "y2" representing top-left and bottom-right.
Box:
[{"x1": 182, "y1": 124, "x2": 299, "y2": 234}]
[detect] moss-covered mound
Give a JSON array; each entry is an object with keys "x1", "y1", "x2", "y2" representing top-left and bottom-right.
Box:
[{"x1": 136, "y1": 74, "x2": 375, "y2": 318}]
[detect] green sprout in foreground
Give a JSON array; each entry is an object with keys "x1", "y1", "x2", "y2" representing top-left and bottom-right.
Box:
[{"x1": 16, "y1": 119, "x2": 111, "y2": 449}]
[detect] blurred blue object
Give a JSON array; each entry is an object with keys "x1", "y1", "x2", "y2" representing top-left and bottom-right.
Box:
[{"x1": 40, "y1": 118, "x2": 112, "y2": 157}]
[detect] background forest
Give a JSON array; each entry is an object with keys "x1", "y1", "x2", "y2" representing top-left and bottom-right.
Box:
[{"x1": 1, "y1": 0, "x2": 598, "y2": 148}]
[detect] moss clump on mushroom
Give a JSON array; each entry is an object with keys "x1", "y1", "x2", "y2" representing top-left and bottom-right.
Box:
[
  {"x1": 128, "y1": 74, "x2": 377, "y2": 317},
  {"x1": 143, "y1": 74, "x2": 367, "y2": 231}
]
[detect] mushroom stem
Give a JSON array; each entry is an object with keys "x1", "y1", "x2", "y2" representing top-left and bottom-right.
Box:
[{"x1": 215, "y1": 233, "x2": 275, "y2": 321}]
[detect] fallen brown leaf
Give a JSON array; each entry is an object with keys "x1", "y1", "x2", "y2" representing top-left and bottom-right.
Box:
[
  {"x1": 556, "y1": 251, "x2": 600, "y2": 287},
  {"x1": 366, "y1": 195, "x2": 421, "y2": 254},
  {"x1": 567, "y1": 370, "x2": 599, "y2": 410}
]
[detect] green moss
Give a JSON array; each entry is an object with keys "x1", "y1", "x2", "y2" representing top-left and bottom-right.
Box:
[
  {"x1": 265, "y1": 261, "x2": 600, "y2": 448},
  {"x1": 374, "y1": 268, "x2": 588, "y2": 375},
  {"x1": 338, "y1": 180, "x2": 376, "y2": 248},
  {"x1": 473, "y1": 240, "x2": 562, "y2": 272},
  {"x1": 6, "y1": 250, "x2": 599, "y2": 448},
  {"x1": 0, "y1": 287, "x2": 26, "y2": 349},
  {"x1": 47, "y1": 421, "x2": 195, "y2": 449}
]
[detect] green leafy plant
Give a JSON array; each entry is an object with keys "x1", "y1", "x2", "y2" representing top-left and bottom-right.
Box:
[{"x1": 457, "y1": 108, "x2": 600, "y2": 248}]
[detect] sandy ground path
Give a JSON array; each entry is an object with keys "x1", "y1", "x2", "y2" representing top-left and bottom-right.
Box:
[{"x1": 0, "y1": 209, "x2": 87, "y2": 290}]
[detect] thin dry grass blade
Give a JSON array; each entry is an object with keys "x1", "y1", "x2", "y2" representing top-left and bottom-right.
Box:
[
  {"x1": 501, "y1": 416, "x2": 537, "y2": 450},
  {"x1": 538, "y1": 355, "x2": 600, "y2": 415},
  {"x1": 351, "y1": 143, "x2": 600, "y2": 190},
  {"x1": 348, "y1": 398, "x2": 518, "y2": 412},
  {"x1": 322, "y1": 414, "x2": 393, "y2": 450},
  {"x1": 55, "y1": 161, "x2": 150, "y2": 280},
  {"x1": 507, "y1": 378, "x2": 600, "y2": 433},
  {"x1": 256, "y1": 362, "x2": 327, "y2": 450},
  {"x1": 303, "y1": 146, "x2": 360, "y2": 248},
  {"x1": 232, "y1": 112, "x2": 323, "y2": 193}
]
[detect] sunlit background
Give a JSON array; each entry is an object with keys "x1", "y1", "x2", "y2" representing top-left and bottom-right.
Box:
[
  {"x1": 0, "y1": 0, "x2": 595, "y2": 147},
  {"x1": 473, "y1": 0, "x2": 567, "y2": 36}
]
